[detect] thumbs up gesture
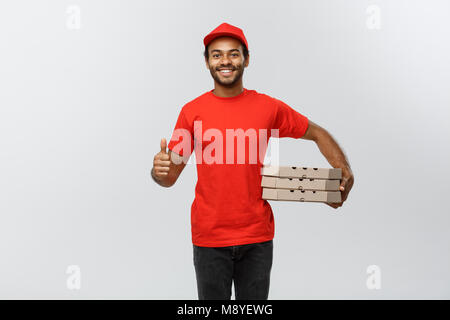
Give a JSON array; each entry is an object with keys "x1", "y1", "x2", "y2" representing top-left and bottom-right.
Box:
[{"x1": 152, "y1": 138, "x2": 171, "y2": 179}]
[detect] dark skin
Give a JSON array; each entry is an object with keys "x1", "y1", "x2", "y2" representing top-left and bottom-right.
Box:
[
  {"x1": 301, "y1": 121, "x2": 354, "y2": 209},
  {"x1": 204, "y1": 36, "x2": 249, "y2": 98},
  {"x1": 151, "y1": 36, "x2": 354, "y2": 209}
]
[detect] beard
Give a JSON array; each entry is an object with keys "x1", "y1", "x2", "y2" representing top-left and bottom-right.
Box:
[{"x1": 209, "y1": 63, "x2": 245, "y2": 87}]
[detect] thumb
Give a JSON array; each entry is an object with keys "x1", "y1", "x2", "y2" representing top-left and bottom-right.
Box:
[
  {"x1": 160, "y1": 138, "x2": 167, "y2": 153},
  {"x1": 339, "y1": 178, "x2": 347, "y2": 191}
]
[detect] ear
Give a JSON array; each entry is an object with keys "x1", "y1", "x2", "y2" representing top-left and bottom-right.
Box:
[
  {"x1": 244, "y1": 54, "x2": 250, "y2": 68},
  {"x1": 205, "y1": 57, "x2": 210, "y2": 70}
]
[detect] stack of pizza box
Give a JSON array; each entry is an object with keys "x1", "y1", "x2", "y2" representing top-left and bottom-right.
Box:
[{"x1": 261, "y1": 165, "x2": 342, "y2": 203}]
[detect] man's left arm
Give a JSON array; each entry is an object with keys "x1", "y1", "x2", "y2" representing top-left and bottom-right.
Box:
[{"x1": 301, "y1": 120, "x2": 355, "y2": 209}]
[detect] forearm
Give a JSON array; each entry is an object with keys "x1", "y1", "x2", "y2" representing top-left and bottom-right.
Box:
[
  {"x1": 151, "y1": 167, "x2": 173, "y2": 188},
  {"x1": 314, "y1": 130, "x2": 351, "y2": 171},
  {"x1": 309, "y1": 126, "x2": 354, "y2": 207}
]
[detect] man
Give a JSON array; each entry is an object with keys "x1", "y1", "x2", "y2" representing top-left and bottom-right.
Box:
[{"x1": 151, "y1": 22, "x2": 354, "y2": 300}]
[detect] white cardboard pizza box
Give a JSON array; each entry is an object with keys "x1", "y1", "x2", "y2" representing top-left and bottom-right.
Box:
[
  {"x1": 262, "y1": 188, "x2": 341, "y2": 203},
  {"x1": 261, "y1": 165, "x2": 342, "y2": 180},
  {"x1": 261, "y1": 176, "x2": 340, "y2": 191}
]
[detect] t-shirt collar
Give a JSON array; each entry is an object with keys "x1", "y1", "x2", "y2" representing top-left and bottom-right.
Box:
[{"x1": 209, "y1": 88, "x2": 248, "y2": 101}]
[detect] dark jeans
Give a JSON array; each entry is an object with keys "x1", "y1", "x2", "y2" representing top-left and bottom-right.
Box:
[{"x1": 193, "y1": 239, "x2": 273, "y2": 300}]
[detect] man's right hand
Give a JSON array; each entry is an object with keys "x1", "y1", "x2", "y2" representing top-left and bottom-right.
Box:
[
  {"x1": 151, "y1": 137, "x2": 187, "y2": 188},
  {"x1": 152, "y1": 138, "x2": 171, "y2": 179}
]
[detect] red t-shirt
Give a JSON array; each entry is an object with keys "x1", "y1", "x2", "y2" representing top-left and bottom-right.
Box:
[{"x1": 167, "y1": 88, "x2": 309, "y2": 247}]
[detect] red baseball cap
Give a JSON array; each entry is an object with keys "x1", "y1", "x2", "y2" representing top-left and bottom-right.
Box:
[{"x1": 203, "y1": 22, "x2": 249, "y2": 51}]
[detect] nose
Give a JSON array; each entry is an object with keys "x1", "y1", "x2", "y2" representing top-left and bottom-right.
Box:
[{"x1": 219, "y1": 54, "x2": 232, "y2": 65}]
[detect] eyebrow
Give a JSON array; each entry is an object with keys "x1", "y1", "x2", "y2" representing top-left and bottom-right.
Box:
[{"x1": 210, "y1": 49, "x2": 240, "y2": 53}]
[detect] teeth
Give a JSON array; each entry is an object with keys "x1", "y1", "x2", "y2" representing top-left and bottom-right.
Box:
[{"x1": 220, "y1": 70, "x2": 232, "y2": 73}]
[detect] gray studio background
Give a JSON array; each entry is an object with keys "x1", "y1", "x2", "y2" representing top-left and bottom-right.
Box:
[{"x1": 1, "y1": 0, "x2": 449, "y2": 299}]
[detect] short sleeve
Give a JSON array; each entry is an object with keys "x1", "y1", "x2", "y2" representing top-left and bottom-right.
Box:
[
  {"x1": 167, "y1": 107, "x2": 194, "y2": 157},
  {"x1": 271, "y1": 97, "x2": 309, "y2": 138}
]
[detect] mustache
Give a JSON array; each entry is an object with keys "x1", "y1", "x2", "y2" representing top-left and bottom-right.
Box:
[{"x1": 216, "y1": 66, "x2": 238, "y2": 70}]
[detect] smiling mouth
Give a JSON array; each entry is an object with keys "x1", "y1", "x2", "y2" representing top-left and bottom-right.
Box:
[{"x1": 218, "y1": 69, "x2": 235, "y2": 76}]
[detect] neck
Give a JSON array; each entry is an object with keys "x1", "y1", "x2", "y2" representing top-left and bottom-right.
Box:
[{"x1": 212, "y1": 81, "x2": 244, "y2": 98}]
